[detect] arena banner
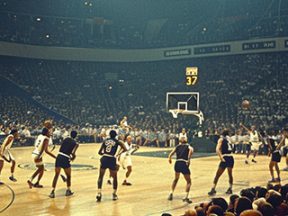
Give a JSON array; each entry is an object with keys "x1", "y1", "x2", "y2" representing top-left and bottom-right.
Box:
[
  {"x1": 242, "y1": 41, "x2": 276, "y2": 50},
  {"x1": 164, "y1": 48, "x2": 191, "y2": 57},
  {"x1": 194, "y1": 45, "x2": 230, "y2": 55}
]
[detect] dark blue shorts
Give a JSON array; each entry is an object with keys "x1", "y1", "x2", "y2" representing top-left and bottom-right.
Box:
[
  {"x1": 174, "y1": 161, "x2": 190, "y2": 175},
  {"x1": 219, "y1": 156, "x2": 234, "y2": 168},
  {"x1": 55, "y1": 154, "x2": 71, "y2": 169},
  {"x1": 271, "y1": 151, "x2": 281, "y2": 163},
  {"x1": 100, "y1": 156, "x2": 117, "y2": 170}
]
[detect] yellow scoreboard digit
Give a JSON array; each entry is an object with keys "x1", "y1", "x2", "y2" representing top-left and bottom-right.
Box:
[{"x1": 186, "y1": 67, "x2": 198, "y2": 86}]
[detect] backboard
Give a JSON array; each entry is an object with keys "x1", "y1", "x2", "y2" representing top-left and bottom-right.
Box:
[{"x1": 166, "y1": 92, "x2": 200, "y2": 118}]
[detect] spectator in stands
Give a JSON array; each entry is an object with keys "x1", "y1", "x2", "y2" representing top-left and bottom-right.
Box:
[
  {"x1": 235, "y1": 197, "x2": 253, "y2": 216},
  {"x1": 228, "y1": 194, "x2": 239, "y2": 213}
]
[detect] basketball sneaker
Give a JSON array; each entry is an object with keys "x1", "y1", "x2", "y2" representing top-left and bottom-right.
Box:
[
  {"x1": 107, "y1": 180, "x2": 112, "y2": 185},
  {"x1": 49, "y1": 191, "x2": 55, "y2": 198},
  {"x1": 208, "y1": 188, "x2": 216, "y2": 196},
  {"x1": 268, "y1": 178, "x2": 276, "y2": 183},
  {"x1": 96, "y1": 193, "x2": 102, "y2": 202},
  {"x1": 33, "y1": 182, "x2": 43, "y2": 188},
  {"x1": 9, "y1": 176, "x2": 17, "y2": 182},
  {"x1": 66, "y1": 189, "x2": 74, "y2": 197},
  {"x1": 27, "y1": 180, "x2": 33, "y2": 189},
  {"x1": 168, "y1": 193, "x2": 173, "y2": 201},
  {"x1": 112, "y1": 193, "x2": 118, "y2": 201},
  {"x1": 226, "y1": 188, "x2": 233, "y2": 195},
  {"x1": 182, "y1": 198, "x2": 192, "y2": 204},
  {"x1": 122, "y1": 180, "x2": 132, "y2": 186},
  {"x1": 252, "y1": 159, "x2": 257, "y2": 163}
]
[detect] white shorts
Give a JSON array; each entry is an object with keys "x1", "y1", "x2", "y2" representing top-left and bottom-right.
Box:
[
  {"x1": 1, "y1": 149, "x2": 15, "y2": 162},
  {"x1": 251, "y1": 142, "x2": 261, "y2": 151},
  {"x1": 119, "y1": 154, "x2": 132, "y2": 168},
  {"x1": 32, "y1": 153, "x2": 44, "y2": 166}
]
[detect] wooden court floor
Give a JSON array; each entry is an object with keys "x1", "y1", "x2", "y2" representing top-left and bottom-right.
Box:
[{"x1": 0, "y1": 144, "x2": 287, "y2": 216}]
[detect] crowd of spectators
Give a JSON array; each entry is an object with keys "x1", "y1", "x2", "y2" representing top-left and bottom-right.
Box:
[
  {"x1": 0, "y1": 52, "x2": 287, "y2": 139},
  {"x1": 172, "y1": 184, "x2": 288, "y2": 216},
  {"x1": 0, "y1": 1, "x2": 287, "y2": 48}
]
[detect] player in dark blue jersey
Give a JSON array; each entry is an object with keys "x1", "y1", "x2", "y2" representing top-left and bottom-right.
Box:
[
  {"x1": 208, "y1": 129, "x2": 234, "y2": 196},
  {"x1": 96, "y1": 130, "x2": 127, "y2": 202},
  {"x1": 49, "y1": 131, "x2": 79, "y2": 198},
  {"x1": 270, "y1": 128, "x2": 288, "y2": 182},
  {"x1": 167, "y1": 135, "x2": 193, "y2": 204},
  {"x1": 267, "y1": 129, "x2": 281, "y2": 183}
]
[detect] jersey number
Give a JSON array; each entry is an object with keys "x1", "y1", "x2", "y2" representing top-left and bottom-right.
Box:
[
  {"x1": 36, "y1": 139, "x2": 42, "y2": 148},
  {"x1": 105, "y1": 145, "x2": 112, "y2": 153},
  {"x1": 105, "y1": 140, "x2": 115, "y2": 153}
]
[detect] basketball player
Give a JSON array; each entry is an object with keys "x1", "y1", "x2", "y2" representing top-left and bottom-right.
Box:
[
  {"x1": 0, "y1": 129, "x2": 19, "y2": 183},
  {"x1": 118, "y1": 135, "x2": 139, "y2": 186},
  {"x1": 167, "y1": 136, "x2": 193, "y2": 204},
  {"x1": 49, "y1": 131, "x2": 79, "y2": 198},
  {"x1": 267, "y1": 129, "x2": 281, "y2": 183},
  {"x1": 27, "y1": 128, "x2": 56, "y2": 188},
  {"x1": 119, "y1": 116, "x2": 132, "y2": 140},
  {"x1": 240, "y1": 124, "x2": 262, "y2": 164},
  {"x1": 282, "y1": 135, "x2": 288, "y2": 171},
  {"x1": 208, "y1": 129, "x2": 234, "y2": 196},
  {"x1": 96, "y1": 130, "x2": 127, "y2": 202},
  {"x1": 45, "y1": 120, "x2": 56, "y2": 152},
  {"x1": 276, "y1": 128, "x2": 288, "y2": 171},
  {"x1": 179, "y1": 128, "x2": 188, "y2": 143}
]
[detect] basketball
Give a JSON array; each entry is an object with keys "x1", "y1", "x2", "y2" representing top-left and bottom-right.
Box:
[{"x1": 242, "y1": 100, "x2": 250, "y2": 109}]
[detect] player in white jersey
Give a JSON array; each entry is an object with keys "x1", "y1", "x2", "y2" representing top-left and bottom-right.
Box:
[
  {"x1": 27, "y1": 128, "x2": 56, "y2": 188},
  {"x1": 0, "y1": 129, "x2": 19, "y2": 183},
  {"x1": 240, "y1": 124, "x2": 262, "y2": 164},
  {"x1": 179, "y1": 128, "x2": 188, "y2": 143},
  {"x1": 119, "y1": 116, "x2": 132, "y2": 139},
  {"x1": 119, "y1": 136, "x2": 139, "y2": 186},
  {"x1": 45, "y1": 120, "x2": 56, "y2": 152}
]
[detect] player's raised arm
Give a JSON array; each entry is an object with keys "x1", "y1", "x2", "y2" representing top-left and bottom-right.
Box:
[
  {"x1": 276, "y1": 136, "x2": 286, "y2": 150},
  {"x1": 240, "y1": 123, "x2": 250, "y2": 132},
  {"x1": 131, "y1": 144, "x2": 140, "y2": 155}
]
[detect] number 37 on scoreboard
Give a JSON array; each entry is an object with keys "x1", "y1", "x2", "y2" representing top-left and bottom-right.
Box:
[{"x1": 185, "y1": 67, "x2": 198, "y2": 86}]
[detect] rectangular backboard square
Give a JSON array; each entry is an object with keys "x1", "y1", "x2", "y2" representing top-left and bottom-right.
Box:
[{"x1": 166, "y1": 92, "x2": 199, "y2": 113}]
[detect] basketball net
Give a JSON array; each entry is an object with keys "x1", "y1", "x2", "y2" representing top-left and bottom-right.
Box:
[
  {"x1": 169, "y1": 109, "x2": 185, "y2": 118},
  {"x1": 169, "y1": 109, "x2": 204, "y2": 125}
]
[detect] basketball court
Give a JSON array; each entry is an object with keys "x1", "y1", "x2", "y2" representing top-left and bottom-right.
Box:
[{"x1": 1, "y1": 144, "x2": 286, "y2": 216}]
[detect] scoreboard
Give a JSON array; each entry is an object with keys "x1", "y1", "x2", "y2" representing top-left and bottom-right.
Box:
[{"x1": 186, "y1": 67, "x2": 198, "y2": 86}]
